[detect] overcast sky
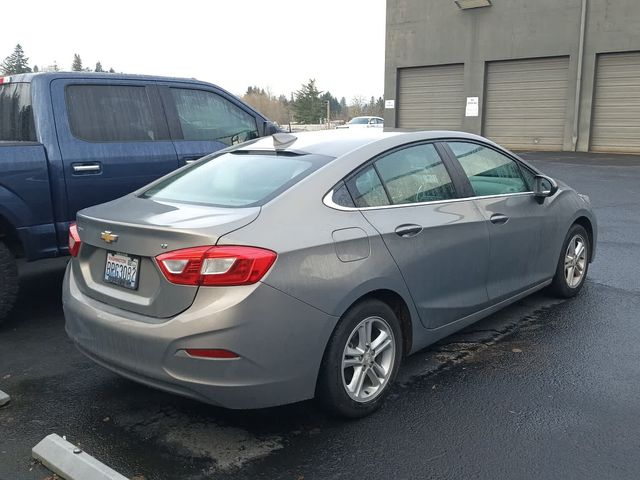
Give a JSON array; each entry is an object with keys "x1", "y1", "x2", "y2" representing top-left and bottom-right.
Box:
[{"x1": 2, "y1": 0, "x2": 386, "y2": 101}]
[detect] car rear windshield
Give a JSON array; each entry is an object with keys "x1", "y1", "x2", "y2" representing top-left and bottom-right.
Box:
[
  {"x1": 0, "y1": 82, "x2": 36, "y2": 142},
  {"x1": 141, "y1": 151, "x2": 333, "y2": 207}
]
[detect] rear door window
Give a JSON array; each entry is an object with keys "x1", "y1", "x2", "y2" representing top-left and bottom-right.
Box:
[
  {"x1": 344, "y1": 143, "x2": 456, "y2": 208},
  {"x1": 170, "y1": 88, "x2": 259, "y2": 145},
  {"x1": 447, "y1": 142, "x2": 529, "y2": 196},
  {"x1": 0, "y1": 83, "x2": 36, "y2": 141},
  {"x1": 374, "y1": 143, "x2": 456, "y2": 204},
  {"x1": 66, "y1": 85, "x2": 163, "y2": 142},
  {"x1": 346, "y1": 166, "x2": 390, "y2": 208}
]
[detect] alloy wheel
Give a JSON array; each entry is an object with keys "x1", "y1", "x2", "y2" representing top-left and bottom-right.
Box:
[
  {"x1": 341, "y1": 316, "x2": 396, "y2": 403},
  {"x1": 564, "y1": 234, "x2": 588, "y2": 288}
]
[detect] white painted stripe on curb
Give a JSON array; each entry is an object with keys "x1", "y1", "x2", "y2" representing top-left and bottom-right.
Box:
[
  {"x1": 32, "y1": 433, "x2": 128, "y2": 480},
  {"x1": 0, "y1": 389, "x2": 9, "y2": 407}
]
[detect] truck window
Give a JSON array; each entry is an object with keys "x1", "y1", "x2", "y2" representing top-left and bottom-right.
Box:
[
  {"x1": 0, "y1": 83, "x2": 36, "y2": 142},
  {"x1": 66, "y1": 85, "x2": 161, "y2": 142},
  {"x1": 170, "y1": 88, "x2": 259, "y2": 145}
]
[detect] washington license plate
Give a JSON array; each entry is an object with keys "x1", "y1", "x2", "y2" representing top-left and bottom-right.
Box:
[{"x1": 104, "y1": 252, "x2": 140, "y2": 290}]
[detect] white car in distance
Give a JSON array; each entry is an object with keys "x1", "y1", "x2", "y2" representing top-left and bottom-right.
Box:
[{"x1": 336, "y1": 116, "x2": 384, "y2": 129}]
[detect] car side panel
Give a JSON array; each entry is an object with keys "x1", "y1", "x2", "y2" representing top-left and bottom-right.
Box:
[
  {"x1": 360, "y1": 200, "x2": 491, "y2": 329},
  {"x1": 217, "y1": 200, "x2": 418, "y2": 323}
]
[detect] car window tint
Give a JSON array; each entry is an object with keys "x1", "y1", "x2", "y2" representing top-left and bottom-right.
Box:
[
  {"x1": 171, "y1": 88, "x2": 259, "y2": 145},
  {"x1": 519, "y1": 164, "x2": 537, "y2": 190},
  {"x1": 142, "y1": 152, "x2": 331, "y2": 208},
  {"x1": 0, "y1": 83, "x2": 36, "y2": 141},
  {"x1": 350, "y1": 117, "x2": 368, "y2": 125},
  {"x1": 331, "y1": 181, "x2": 355, "y2": 208},
  {"x1": 375, "y1": 143, "x2": 456, "y2": 204},
  {"x1": 66, "y1": 85, "x2": 159, "y2": 142},
  {"x1": 346, "y1": 166, "x2": 390, "y2": 208},
  {"x1": 448, "y1": 142, "x2": 529, "y2": 196}
]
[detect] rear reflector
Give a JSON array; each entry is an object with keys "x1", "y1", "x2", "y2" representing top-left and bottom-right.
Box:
[
  {"x1": 156, "y1": 245, "x2": 276, "y2": 286},
  {"x1": 68, "y1": 223, "x2": 81, "y2": 257},
  {"x1": 185, "y1": 348, "x2": 240, "y2": 359}
]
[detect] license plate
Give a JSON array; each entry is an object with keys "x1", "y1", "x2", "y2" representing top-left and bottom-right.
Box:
[{"x1": 104, "y1": 252, "x2": 140, "y2": 290}]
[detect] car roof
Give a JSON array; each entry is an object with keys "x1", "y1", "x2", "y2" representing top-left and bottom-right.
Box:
[{"x1": 238, "y1": 129, "x2": 494, "y2": 158}]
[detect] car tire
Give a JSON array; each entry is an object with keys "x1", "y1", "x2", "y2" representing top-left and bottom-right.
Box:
[
  {"x1": 316, "y1": 299, "x2": 402, "y2": 418},
  {"x1": 549, "y1": 224, "x2": 590, "y2": 298},
  {"x1": 0, "y1": 241, "x2": 18, "y2": 322}
]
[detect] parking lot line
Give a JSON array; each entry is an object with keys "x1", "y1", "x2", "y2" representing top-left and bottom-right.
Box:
[
  {"x1": 0, "y1": 389, "x2": 9, "y2": 407},
  {"x1": 32, "y1": 433, "x2": 128, "y2": 480}
]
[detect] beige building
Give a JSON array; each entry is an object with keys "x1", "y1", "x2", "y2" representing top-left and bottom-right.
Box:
[{"x1": 384, "y1": 0, "x2": 640, "y2": 153}]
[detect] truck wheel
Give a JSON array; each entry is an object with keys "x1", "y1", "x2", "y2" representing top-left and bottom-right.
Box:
[{"x1": 0, "y1": 241, "x2": 18, "y2": 321}]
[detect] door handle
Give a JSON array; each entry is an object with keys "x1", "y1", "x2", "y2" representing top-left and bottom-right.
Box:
[
  {"x1": 72, "y1": 163, "x2": 101, "y2": 174},
  {"x1": 490, "y1": 214, "x2": 509, "y2": 225},
  {"x1": 395, "y1": 224, "x2": 423, "y2": 238}
]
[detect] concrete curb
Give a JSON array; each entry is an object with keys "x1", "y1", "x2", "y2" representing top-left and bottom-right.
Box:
[
  {"x1": 0, "y1": 389, "x2": 9, "y2": 407},
  {"x1": 32, "y1": 433, "x2": 128, "y2": 480}
]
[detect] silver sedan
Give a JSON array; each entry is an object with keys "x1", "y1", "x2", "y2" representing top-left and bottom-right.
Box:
[{"x1": 63, "y1": 130, "x2": 597, "y2": 417}]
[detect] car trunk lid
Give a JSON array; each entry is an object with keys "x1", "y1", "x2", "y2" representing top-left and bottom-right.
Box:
[{"x1": 72, "y1": 195, "x2": 260, "y2": 319}]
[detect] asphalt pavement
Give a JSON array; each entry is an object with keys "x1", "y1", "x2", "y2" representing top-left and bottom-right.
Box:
[{"x1": 1, "y1": 151, "x2": 639, "y2": 480}]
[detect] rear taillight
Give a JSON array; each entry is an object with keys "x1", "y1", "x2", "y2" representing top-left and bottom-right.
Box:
[
  {"x1": 68, "y1": 223, "x2": 82, "y2": 257},
  {"x1": 156, "y1": 246, "x2": 277, "y2": 286}
]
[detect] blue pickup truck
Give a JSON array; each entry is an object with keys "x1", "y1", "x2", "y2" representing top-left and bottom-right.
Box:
[{"x1": 0, "y1": 72, "x2": 278, "y2": 320}]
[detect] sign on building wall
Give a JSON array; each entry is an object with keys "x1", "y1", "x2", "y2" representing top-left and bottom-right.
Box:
[
  {"x1": 465, "y1": 97, "x2": 479, "y2": 117},
  {"x1": 385, "y1": 99, "x2": 395, "y2": 109}
]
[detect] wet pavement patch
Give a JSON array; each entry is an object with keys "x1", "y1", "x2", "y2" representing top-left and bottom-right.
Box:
[{"x1": 113, "y1": 406, "x2": 284, "y2": 471}]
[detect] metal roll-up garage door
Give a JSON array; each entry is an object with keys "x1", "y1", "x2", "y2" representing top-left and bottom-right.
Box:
[
  {"x1": 484, "y1": 57, "x2": 569, "y2": 150},
  {"x1": 397, "y1": 64, "x2": 464, "y2": 130},
  {"x1": 591, "y1": 52, "x2": 640, "y2": 153}
]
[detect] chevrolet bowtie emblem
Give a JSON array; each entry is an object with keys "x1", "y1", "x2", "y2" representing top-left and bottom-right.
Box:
[{"x1": 100, "y1": 231, "x2": 119, "y2": 243}]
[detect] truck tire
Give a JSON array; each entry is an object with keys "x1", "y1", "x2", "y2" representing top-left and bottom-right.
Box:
[{"x1": 0, "y1": 241, "x2": 18, "y2": 321}]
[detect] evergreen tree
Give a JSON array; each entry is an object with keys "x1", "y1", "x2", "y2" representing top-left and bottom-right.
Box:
[
  {"x1": 95, "y1": 61, "x2": 104, "y2": 72},
  {"x1": 321, "y1": 91, "x2": 341, "y2": 119},
  {"x1": 72, "y1": 54, "x2": 83, "y2": 71},
  {"x1": 108, "y1": 67, "x2": 115, "y2": 73},
  {"x1": 339, "y1": 97, "x2": 348, "y2": 121},
  {"x1": 33, "y1": 65, "x2": 39, "y2": 73},
  {"x1": 1, "y1": 44, "x2": 32, "y2": 75},
  {"x1": 293, "y1": 79, "x2": 324, "y2": 124},
  {"x1": 375, "y1": 97, "x2": 385, "y2": 117},
  {"x1": 246, "y1": 86, "x2": 266, "y2": 96},
  {"x1": 278, "y1": 94, "x2": 289, "y2": 106}
]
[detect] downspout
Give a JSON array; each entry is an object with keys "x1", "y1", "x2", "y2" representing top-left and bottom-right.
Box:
[{"x1": 572, "y1": 0, "x2": 587, "y2": 151}]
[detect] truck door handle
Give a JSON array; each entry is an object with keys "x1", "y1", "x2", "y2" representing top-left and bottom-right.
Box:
[
  {"x1": 72, "y1": 163, "x2": 101, "y2": 174},
  {"x1": 490, "y1": 214, "x2": 509, "y2": 225},
  {"x1": 395, "y1": 224, "x2": 423, "y2": 238}
]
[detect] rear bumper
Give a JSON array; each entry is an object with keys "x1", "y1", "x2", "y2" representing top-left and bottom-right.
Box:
[{"x1": 63, "y1": 264, "x2": 337, "y2": 409}]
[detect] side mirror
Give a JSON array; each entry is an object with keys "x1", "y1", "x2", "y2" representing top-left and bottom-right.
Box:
[
  {"x1": 263, "y1": 121, "x2": 280, "y2": 136},
  {"x1": 534, "y1": 174, "x2": 558, "y2": 203}
]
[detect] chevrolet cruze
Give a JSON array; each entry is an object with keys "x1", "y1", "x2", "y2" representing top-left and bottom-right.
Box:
[{"x1": 63, "y1": 130, "x2": 596, "y2": 417}]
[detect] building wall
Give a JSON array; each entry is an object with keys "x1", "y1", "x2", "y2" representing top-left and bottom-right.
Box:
[{"x1": 384, "y1": 0, "x2": 640, "y2": 151}]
